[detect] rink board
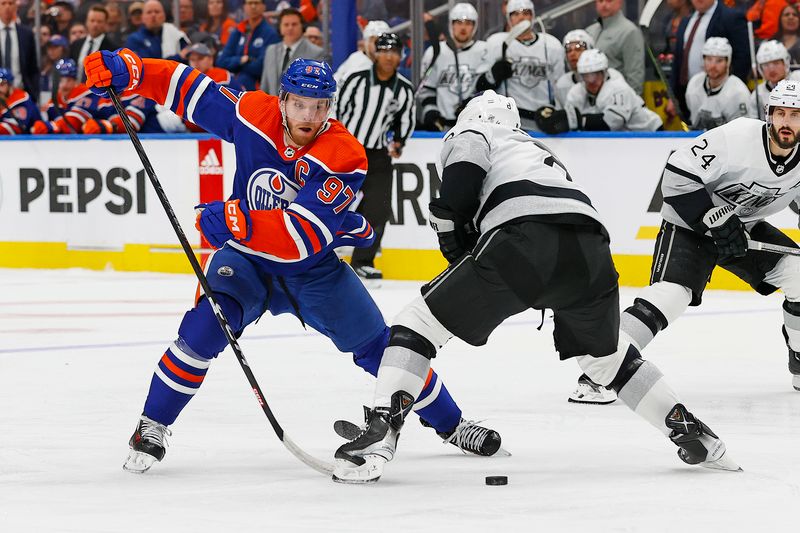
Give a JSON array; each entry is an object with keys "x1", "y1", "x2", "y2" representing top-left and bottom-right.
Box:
[{"x1": 1, "y1": 132, "x2": 798, "y2": 288}]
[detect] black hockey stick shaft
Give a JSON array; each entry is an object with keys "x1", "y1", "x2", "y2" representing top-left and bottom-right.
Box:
[
  {"x1": 747, "y1": 21, "x2": 763, "y2": 120},
  {"x1": 107, "y1": 87, "x2": 334, "y2": 476},
  {"x1": 640, "y1": 26, "x2": 690, "y2": 131}
]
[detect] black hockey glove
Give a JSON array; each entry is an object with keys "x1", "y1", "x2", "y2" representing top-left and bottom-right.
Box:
[
  {"x1": 534, "y1": 106, "x2": 570, "y2": 134},
  {"x1": 577, "y1": 110, "x2": 611, "y2": 131},
  {"x1": 490, "y1": 59, "x2": 513, "y2": 83},
  {"x1": 702, "y1": 205, "x2": 748, "y2": 259},
  {"x1": 429, "y1": 203, "x2": 476, "y2": 263},
  {"x1": 422, "y1": 109, "x2": 446, "y2": 131}
]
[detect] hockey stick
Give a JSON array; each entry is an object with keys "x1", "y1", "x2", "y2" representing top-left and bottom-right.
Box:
[
  {"x1": 533, "y1": 16, "x2": 554, "y2": 106},
  {"x1": 748, "y1": 239, "x2": 800, "y2": 256},
  {"x1": 106, "y1": 87, "x2": 335, "y2": 476},
  {"x1": 501, "y1": 19, "x2": 531, "y2": 96},
  {"x1": 747, "y1": 21, "x2": 763, "y2": 120},
  {"x1": 639, "y1": 25, "x2": 690, "y2": 131}
]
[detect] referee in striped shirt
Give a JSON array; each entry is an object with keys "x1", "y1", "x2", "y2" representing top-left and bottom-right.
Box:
[{"x1": 336, "y1": 33, "x2": 416, "y2": 280}]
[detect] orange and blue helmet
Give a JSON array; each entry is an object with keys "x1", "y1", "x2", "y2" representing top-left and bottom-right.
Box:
[
  {"x1": 280, "y1": 58, "x2": 336, "y2": 99},
  {"x1": 0, "y1": 68, "x2": 13, "y2": 84}
]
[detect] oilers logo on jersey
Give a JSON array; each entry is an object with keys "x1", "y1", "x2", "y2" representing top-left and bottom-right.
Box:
[
  {"x1": 437, "y1": 64, "x2": 477, "y2": 95},
  {"x1": 247, "y1": 167, "x2": 302, "y2": 210},
  {"x1": 514, "y1": 58, "x2": 549, "y2": 88},
  {"x1": 717, "y1": 182, "x2": 788, "y2": 215}
]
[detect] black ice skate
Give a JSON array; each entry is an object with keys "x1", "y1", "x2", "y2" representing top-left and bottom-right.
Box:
[
  {"x1": 665, "y1": 404, "x2": 741, "y2": 472},
  {"x1": 781, "y1": 327, "x2": 800, "y2": 391},
  {"x1": 420, "y1": 417, "x2": 505, "y2": 456},
  {"x1": 568, "y1": 374, "x2": 617, "y2": 404},
  {"x1": 332, "y1": 391, "x2": 413, "y2": 484},
  {"x1": 123, "y1": 415, "x2": 172, "y2": 473}
]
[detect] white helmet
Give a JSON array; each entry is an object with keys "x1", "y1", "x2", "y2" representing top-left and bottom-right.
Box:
[
  {"x1": 449, "y1": 3, "x2": 478, "y2": 42},
  {"x1": 702, "y1": 37, "x2": 732, "y2": 61},
  {"x1": 766, "y1": 79, "x2": 800, "y2": 115},
  {"x1": 363, "y1": 20, "x2": 390, "y2": 40},
  {"x1": 577, "y1": 49, "x2": 608, "y2": 74},
  {"x1": 506, "y1": 0, "x2": 534, "y2": 19},
  {"x1": 457, "y1": 90, "x2": 521, "y2": 129},
  {"x1": 757, "y1": 40, "x2": 790, "y2": 71},
  {"x1": 562, "y1": 29, "x2": 594, "y2": 49}
]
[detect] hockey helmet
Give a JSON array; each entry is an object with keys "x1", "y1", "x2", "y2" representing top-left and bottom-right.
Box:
[
  {"x1": 562, "y1": 29, "x2": 594, "y2": 50},
  {"x1": 507, "y1": 0, "x2": 534, "y2": 16},
  {"x1": 766, "y1": 79, "x2": 800, "y2": 118},
  {"x1": 374, "y1": 33, "x2": 403, "y2": 53},
  {"x1": 757, "y1": 40, "x2": 790, "y2": 71},
  {"x1": 55, "y1": 58, "x2": 79, "y2": 79},
  {"x1": 457, "y1": 90, "x2": 521, "y2": 129},
  {"x1": 577, "y1": 49, "x2": 608, "y2": 74},
  {"x1": 363, "y1": 20, "x2": 390, "y2": 40},
  {"x1": 449, "y1": 3, "x2": 478, "y2": 42},
  {"x1": 0, "y1": 68, "x2": 13, "y2": 85},
  {"x1": 702, "y1": 37, "x2": 732, "y2": 61},
  {"x1": 280, "y1": 58, "x2": 336, "y2": 99}
]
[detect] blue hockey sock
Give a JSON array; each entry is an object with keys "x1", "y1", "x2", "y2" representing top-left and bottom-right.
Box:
[
  {"x1": 142, "y1": 295, "x2": 242, "y2": 425},
  {"x1": 412, "y1": 368, "x2": 462, "y2": 435}
]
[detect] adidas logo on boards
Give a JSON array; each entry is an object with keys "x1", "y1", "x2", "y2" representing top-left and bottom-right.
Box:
[{"x1": 200, "y1": 148, "x2": 223, "y2": 175}]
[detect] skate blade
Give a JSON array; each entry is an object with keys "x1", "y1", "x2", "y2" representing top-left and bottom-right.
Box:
[
  {"x1": 331, "y1": 456, "x2": 386, "y2": 484},
  {"x1": 567, "y1": 397, "x2": 617, "y2": 405},
  {"x1": 123, "y1": 450, "x2": 158, "y2": 474},
  {"x1": 702, "y1": 452, "x2": 743, "y2": 472},
  {"x1": 793, "y1": 375, "x2": 800, "y2": 391},
  {"x1": 493, "y1": 447, "x2": 512, "y2": 457}
]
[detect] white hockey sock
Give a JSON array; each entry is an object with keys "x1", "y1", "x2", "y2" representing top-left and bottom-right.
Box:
[
  {"x1": 783, "y1": 304, "x2": 800, "y2": 352},
  {"x1": 617, "y1": 361, "x2": 680, "y2": 436},
  {"x1": 374, "y1": 345, "x2": 431, "y2": 408}
]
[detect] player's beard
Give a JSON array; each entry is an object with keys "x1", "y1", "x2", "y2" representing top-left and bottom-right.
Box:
[
  {"x1": 770, "y1": 123, "x2": 799, "y2": 150},
  {"x1": 286, "y1": 120, "x2": 324, "y2": 147}
]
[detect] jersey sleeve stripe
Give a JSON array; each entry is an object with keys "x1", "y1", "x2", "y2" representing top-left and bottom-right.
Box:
[
  {"x1": 287, "y1": 204, "x2": 333, "y2": 245},
  {"x1": 65, "y1": 110, "x2": 89, "y2": 123},
  {"x1": 287, "y1": 210, "x2": 322, "y2": 254},
  {"x1": 664, "y1": 163, "x2": 704, "y2": 185},
  {"x1": 0, "y1": 122, "x2": 17, "y2": 134},
  {"x1": 175, "y1": 69, "x2": 202, "y2": 116},
  {"x1": 186, "y1": 75, "x2": 212, "y2": 124},
  {"x1": 163, "y1": 63, "x2": 189, "y2": 112},
  {"x1": 282, "y1": 211, "x2": 310, "y2": 259}
]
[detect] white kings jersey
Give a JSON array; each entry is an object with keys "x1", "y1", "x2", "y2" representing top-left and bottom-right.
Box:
[
  {"x1": 418, "y1": 41, "x2": 489, "y2": 120},
  {"x1": 565, "y1": 73, "x2": 662, "y2": 131},
  {"x1": 554, "y1": 67, "x2": 623, "y2": 108},
  {"x1": 748, "y1": 71, "x2": 800, "y2": 119},
  {"x1": 685, "y1": 72, "x2": 750, "y2": 130},
  {"x1": 440, "y1": 120, "x2": 603, "y2": 234},
  {"x1": 661, "y1": 117, "x2": 800, "y2": 231},
  {"x1": 334, "y1": 50, "x2": 372, "y2": 86},
  {"x1": 478, "y1": 32, "x2": 565, "y2": 129}
]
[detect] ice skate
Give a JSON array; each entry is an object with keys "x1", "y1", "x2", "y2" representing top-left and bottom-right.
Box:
[
  {"x1": 420, "y1": 417, "x2": 506, "y2": 456},
  {"x1": 665, "y1": 404, "x2": 741, "y2": 472},
  {"x1": 123, "y1": 415, "x2": 172, "y2": 474},
  {"x1": 332, "y1": 392, "x2": 412, "y2": 484},
  {"x1": 788, "y1": 344, "x2": 800, "y2": 391},
  {"x1": 568, "y1": 374, "x2": 617, "y2": 404}
]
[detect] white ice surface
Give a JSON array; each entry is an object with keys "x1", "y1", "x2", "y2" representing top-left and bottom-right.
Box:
[{"x1": 1, "y1": 269, "x2": 798, "y2": 532}]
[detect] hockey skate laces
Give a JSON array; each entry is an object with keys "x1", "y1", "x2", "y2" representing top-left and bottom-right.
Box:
[
  {"x1": 443, "y1": 418, "x2": 491, "y2": 454},
  {"x1": 140, "y1": 416, "x2": 172, "y2": 447}
]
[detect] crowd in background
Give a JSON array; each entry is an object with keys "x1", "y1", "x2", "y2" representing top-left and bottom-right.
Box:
[{"x1": 1, "y1": 0, "x2": 799, "y2": 137}]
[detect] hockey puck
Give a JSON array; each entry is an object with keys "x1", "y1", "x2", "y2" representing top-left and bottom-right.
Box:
[{"x1": 485, "y1": 476, "x2": 508, "y2": 486}]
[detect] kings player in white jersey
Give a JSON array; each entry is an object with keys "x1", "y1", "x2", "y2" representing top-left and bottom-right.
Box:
[
  {"x1": 475, "y1": 0, "x2": 564, "y2": 132},
  {"x1": 417, "y1": 3, "x2": 488, "y2": 131},
  {"x1": 330, "y1": 90, "x2": 740, "y2": 484},
  {"x1": 570, "y1": 80, "x2": 800, "y2": 405},
  {"x1": 749, "y1": 40, "x2": 800, "y2": 121},
  {"x1": 564, "y1": 49, "x2": 662, "y2": 131},
  {"x1": 685, "y1": 37, "x2": 750, "y2": 130}
]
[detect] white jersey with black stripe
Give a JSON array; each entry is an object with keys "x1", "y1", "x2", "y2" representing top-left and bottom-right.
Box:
[
  {"x1": 661, "y1": 117, "x2": 800, "y2": 230},
  {"x1": 441, "y1": 120, "x2": 604, "y2": 233},
  {"x1": 418, "y1": 41, "x2": 489, "y2": 120},
  {"x1": 685, "y1": 73, "x2": 751, "y2": 130},
  {"x1": 565, "y1": 73, "x2": 662, "y2": 131}
]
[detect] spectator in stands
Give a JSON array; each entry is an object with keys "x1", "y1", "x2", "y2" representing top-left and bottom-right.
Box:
[
  {"x1": 0, "y1": 0, "x2": 39, "y2": 101},
  {"x1": 76, "y1": 0, "x2": 104, "y2": 27},
  {"x1": 104, "y1": 2, "x2": 126, "y2": 43},
  {"x1": 217, "y1": 0, "x2": 279, "y2": 90},
  {"x1": 120, "y1": 2, "x2": 142, "y2": 42},
  {"x1": 38, "y1": 24, "x2": 52, "y2": 48},
  {"x1": 586, "y1": 0, "x2": 645, "y2": 95},
  {"x1": 199, "y1": 0, "x2": 236, "y2": 45},
  {"x1": 50, "y1": 1, "x2": 75, "y2": 38},
  {"x1": 671, "y1": 0, "x2": 750, "y2": 119},
  {"x1": 0, "y1": 68, "x2": 41, "y2": 135},
  {"x1": 69, "y1": 23, "x2": 87, "y2": 44},
  {"x1": 70, "y1": 5, "x2": 119, "y2": 83},
  {"x1": 188, "y1": 42, "x2": 241, "y2": 89},
  {"x1": 663, "y1": 0, "x2": 692, "y2": 55},
  {"x1": 126, "y1": 0, "x2": 191, "y2": 62},
  {"x1": 565, "y1": 49, "x2": 662, "y2": 131},
  {"x1": 775, "y1": 3, "x2": 800, "y2": 64},
  {"x1": 304, "y1": 25, "x2": 322, "y2": 47},
  {"x1": 179, "y1": 0, "x2": 200, "y2": 36},
  {"x1": 685, "y1": 36, "x2": 750, "y2": 130},
  {"x1": 749, "y1": 40, "x2": 800, "y2": 118},
  {"x1": 334, "y1": 20, "x2": 389, "y2": 84},
  {"x1": 747, "y1": 0, "x2": 788, "y2": 40},
  {"x1": 32, "y1": 58, "x2": 101, "y2": 134},
  {"x1": 260, "y1": 7, "x2": 324, "y2": 95},
  {"x1": 41, "y1": 34, "x2": 68, "y2": 98}
]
